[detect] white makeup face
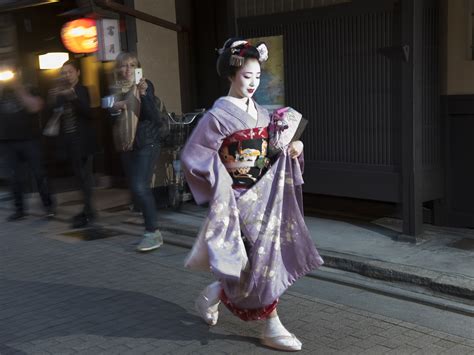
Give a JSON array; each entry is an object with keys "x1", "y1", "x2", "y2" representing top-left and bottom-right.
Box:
[{"x1": 229, "y1": 58, "x2": 261, "y2": 99}]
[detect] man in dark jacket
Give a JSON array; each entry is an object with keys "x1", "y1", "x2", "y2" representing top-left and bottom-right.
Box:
[
  {"x1": 50, "y1": 60, "x2": 97, "y2": 228},
  {"x1": 0, "y1": 70, "x2": 54, "y2": 221}
]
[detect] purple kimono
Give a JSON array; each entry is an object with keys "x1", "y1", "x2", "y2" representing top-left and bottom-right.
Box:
[{"x1": 181, "y1": 98, "x2": 323, "y2": 319}]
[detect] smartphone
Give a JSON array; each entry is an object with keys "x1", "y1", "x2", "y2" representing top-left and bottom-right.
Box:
[
  {"x1": 54, "y1": 77, "x2": 68, "y2": 89},
  {"x1": 134, "y1": 68, "x2": 143, "y2": 84}
]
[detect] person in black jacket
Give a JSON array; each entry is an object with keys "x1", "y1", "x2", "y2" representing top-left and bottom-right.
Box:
[
  {"x1": 0, "y1": 68, "x2": 54, "y2": 221},
  {"x1": 50, "y1": 60, "x2": 97, "y2": 228},
  {"x1": 109, "y1": 52, "x2": 163, "y2": 252}
]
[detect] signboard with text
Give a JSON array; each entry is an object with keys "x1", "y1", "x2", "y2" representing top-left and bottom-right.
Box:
[{"x1": 97, "y1": 18, "x2": 121, "y2": 61}]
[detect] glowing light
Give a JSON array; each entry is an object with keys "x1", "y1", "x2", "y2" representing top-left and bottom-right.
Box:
[
  {"x1": 0, "y1": 70, "x2": 15, "y2": 81},
  {"x1": 38, "y1": 52, "x2": 70, "y2": 70},
  {"x1": 61, "y1": 18, "x2": 98, "y2": 54}
]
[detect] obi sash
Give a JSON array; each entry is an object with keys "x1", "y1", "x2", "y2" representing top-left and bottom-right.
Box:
[{"x1": 219, "y1": 126, "x2": 269, "y2": 189}]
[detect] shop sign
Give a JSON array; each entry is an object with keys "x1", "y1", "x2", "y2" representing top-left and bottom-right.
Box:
[{"x1": 96, "y1": 18, "x2": 121, "y2": 61}]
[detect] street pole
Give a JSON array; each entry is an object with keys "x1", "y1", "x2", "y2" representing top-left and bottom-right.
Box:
[{"x1": 400, "y1": 0, "x2": 424, "y2": 240}]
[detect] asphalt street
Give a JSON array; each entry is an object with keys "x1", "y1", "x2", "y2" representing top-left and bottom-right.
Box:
[{"x1": 1, "y1": 209, "x2": 473, "y2": 354}]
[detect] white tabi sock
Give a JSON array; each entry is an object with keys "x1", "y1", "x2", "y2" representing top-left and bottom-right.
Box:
[
  {"x1": 204, "y1": 281, "x2": 221, "y2": 311},
  {"x1": 263, "y1": 315, "x2": 292, "y2": 338}
]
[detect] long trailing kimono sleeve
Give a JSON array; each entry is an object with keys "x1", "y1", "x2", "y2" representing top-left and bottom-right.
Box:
[
  {"x1": 181, "y1": 112, "x2": 231, "y2": 204},
  {"x1": 181, "y1": 112, "x2": 248, "y2": 280}
]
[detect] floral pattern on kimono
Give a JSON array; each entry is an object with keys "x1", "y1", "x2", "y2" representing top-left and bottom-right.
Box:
[{"x1": 181, "y1": 97, "x2": 324, "y2": 315}]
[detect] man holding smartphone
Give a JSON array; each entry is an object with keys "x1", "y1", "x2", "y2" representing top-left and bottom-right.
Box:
[{"x1": 49, "y1": 60, "x2": 97, "y2": 228}]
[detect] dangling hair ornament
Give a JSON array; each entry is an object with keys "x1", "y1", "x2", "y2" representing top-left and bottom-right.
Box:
[
  {"x1": 229, "y1": 40, "x2": 249, "y2": 67},
  {"x1": 256, "y1": 43, "x2": 269, "y2": 62},
  {"x1": 229, "y1": 53, "x2": 245, "y2": 67}
]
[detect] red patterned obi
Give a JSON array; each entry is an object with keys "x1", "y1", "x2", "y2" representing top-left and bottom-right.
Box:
[
  {"x1": 219, "y1": 127, "x2": 269, "y2": 189},
  {"x1": 220, "y1": 289, "x2": 278, "y2": 321}
]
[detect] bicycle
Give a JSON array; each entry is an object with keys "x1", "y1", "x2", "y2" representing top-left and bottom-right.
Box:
[{"x1": 163, "y1": 109, "x2": 205, "y2": 210}]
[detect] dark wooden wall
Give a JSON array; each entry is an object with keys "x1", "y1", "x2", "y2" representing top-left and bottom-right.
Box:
[
  {"x1": 237, "y1": 0, "x2": 442, "y2": 209},
  {"x1": 179, "y1": 0, "x2": 236, "y2": 110}
]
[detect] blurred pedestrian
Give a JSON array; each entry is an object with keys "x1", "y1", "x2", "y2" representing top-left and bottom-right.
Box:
[
  {"x1": 0, "y1": 66, "x2": 54, "y2": 221},
  {"x1": 107, "y1": 52, "x2": 164, "y2": 252},
  {"x1": 49, "y1": 60, "x2": 97, "y2": 228}
]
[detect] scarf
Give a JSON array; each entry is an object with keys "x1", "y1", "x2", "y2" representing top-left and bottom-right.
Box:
[{"x1": 112, "y1": 82, "x2": 141, "y2": 152}]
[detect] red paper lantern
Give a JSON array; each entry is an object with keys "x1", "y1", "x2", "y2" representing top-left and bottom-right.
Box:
[{"x1": 61, "y1": 18, "x2": 98, "y2": 54}]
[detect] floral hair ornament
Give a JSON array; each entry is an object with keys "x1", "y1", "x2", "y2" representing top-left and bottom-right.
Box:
[
  {"x1": 216, "y1": 39, "x2": 268, "y2": 67},
  {"x1": 230, "y1": 40, "x2": 249, "y2": 49},
  {"x1": 256, "y1": 43, "x2": 269, "y2": 62},
  {"x1": 216, "y1": 39, "x2": 247, "y2": 54}
]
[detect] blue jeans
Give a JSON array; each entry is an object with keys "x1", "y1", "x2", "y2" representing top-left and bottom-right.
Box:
[{"x1": 121, "y1": 144, "x2": 159, "y2": 232}]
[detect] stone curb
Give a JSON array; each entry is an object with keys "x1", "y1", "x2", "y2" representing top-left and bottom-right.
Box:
[
  {"x1": 152, "y1": 220, "x2": 474, "y2": 301},
  {"x1": 318, "y1": 250, "x2": 474, "y2": 301}
]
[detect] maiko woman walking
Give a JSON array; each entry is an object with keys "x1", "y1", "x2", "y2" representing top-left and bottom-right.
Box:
[{"x1": 181, "y1": 38, "x2": 323, "y2": 351}]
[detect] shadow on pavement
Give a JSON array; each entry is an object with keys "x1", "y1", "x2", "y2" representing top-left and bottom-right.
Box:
[
  {"x1": 0, "y1": 343, "x2": 27, "y2": 355},
  {"x1": 0, "y1": 279, "x2": 258, "y2": 349}
]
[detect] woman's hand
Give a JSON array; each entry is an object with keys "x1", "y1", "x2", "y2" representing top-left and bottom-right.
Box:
[
  {"x1": 49, "y1": 87, "x2": 75, "y2": 100},
  {"x1": 112, "y1": 100, "x2": 127, "y2": 111},
  {"x1": 137, "y1": 78, "x2": 148, "y2": 96},
  {"x1": 288, "y1": 140, "x2": 303, "y2": 159}
]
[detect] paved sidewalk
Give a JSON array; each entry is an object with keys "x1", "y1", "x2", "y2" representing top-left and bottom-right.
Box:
[
  {"x1": 1, "y1": 188, "x2": 473, "y2": 301},
  {"x1": 1, "y1": 209, "x2": 473, "y2": 354}
]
